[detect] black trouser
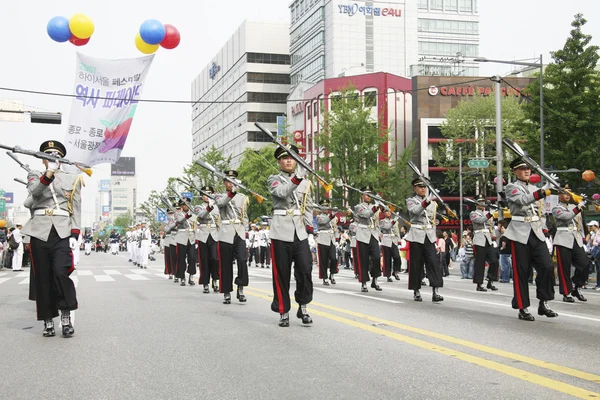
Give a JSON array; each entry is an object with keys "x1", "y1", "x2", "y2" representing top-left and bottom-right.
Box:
[
  {"x1": 169, "y1": 244, "x2": 177, "y2": 276},
  {"x1": 266, "y1": 244, "x2": 271, "y2": 265},
  {"x1": 249, "y1": 247, "x2": 258, "y2": 264},
  {"x1": 510, "y1": 231, "x2": 555, "y2": 310},
  {"x1": 382, "y1": 245, "x2": 401, "y2": 277},
  {"x1": 164, "y1": 246, "x2": 171, "y2": 275},
  {"x1": 473, "y1": 242, "x2": 500, "y2": 284},
  {"x1": 218, "y1": 234, "x2": 248, "y2": 294},
  {"x1": 344, "y1": 251, "x2": 351, "y2": 269},
  {"x1": 29, "y1": 227, "x2": 78, "y2": 321},
  {"x1": 259, "y1": 246, "x2": 268, "y2": 266},
  {"x1": 356, "y1": 236, "x2": 381, "y2": 284},
  {"x1": 352, "y1": 247, "x2": 358, "y2": 276},
  {"x1": 317, "y1": 243, "x2": 337, "y2": 279},
  {"x1": 176, "y1": 242, "x2": 196, "y2": 280},
  {"x1": 555, "y1": 244, "x2": 590, "y2": 295},
  {"x1": 198, "y1": 236, "x2": 219, "y2": 285},
  {"x1": 270, "y1": 235, "x2": 313, "y2": 314},
  {"x1": 408, "y1": 238, "x2": 443, "y2": 290}
]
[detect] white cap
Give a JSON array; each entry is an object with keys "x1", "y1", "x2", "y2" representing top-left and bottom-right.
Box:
[{"x1": 587, "y1": 220, "x2": 598, "y2": 227}]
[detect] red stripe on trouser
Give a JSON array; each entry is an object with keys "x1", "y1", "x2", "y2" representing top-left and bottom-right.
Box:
[
  {"x1": 164, "y1": 249, "x2": 167, "y2": 274},
  {"x1": 217, "y1": 243, "x2": 222, "y2": 293},
  {"x1": 67, "y1": 250, "x2": 75, "y2": 274},
  {"x1": 317, "y1": 244, "x2": 322, "y2": 279},
  {"x1": 271, "y1": 240, "x2": 284, "y2": 314},
  {"x1": 555, "y1": 247, "x2": 569, "y2": 294},
  {"x1": 511, "y1": 241, "x2": 523, "y2": 309},
  {"x1": 197, "y1": 241, "x2": 202, "y2": 284},
  {"x1": 352, "y1": 247, "x2": 357, "y2": 275},
  {"x1": 356, "y1": 242, "x2": 363, "y2": 282}
]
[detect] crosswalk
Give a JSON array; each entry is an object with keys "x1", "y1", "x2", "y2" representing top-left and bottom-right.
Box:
[{"x1": 0, "y1": 268, "x2": 170, "y2": 286}]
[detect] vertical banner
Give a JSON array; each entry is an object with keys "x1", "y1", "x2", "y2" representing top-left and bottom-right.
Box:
[{"x1": 64, "y1": 52, "x2": 155, "y2": 166}]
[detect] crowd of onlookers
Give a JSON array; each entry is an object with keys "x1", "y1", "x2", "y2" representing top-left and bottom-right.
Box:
[{"x1": 0, "y1": 224, "x2": 30, "y2": 271}]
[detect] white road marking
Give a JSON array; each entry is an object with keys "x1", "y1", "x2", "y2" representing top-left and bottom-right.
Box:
[
  {"x1": 125, "y1": 274, "x2": 149, "y2": 281},
  {"x1": 19, "y1": 278, "x2": 29, "y2": 285},
  {"x1": 0, "y1": 278, "x2": 11, "y2": 285},
  {"x1": 15, "y1": 271, "x2": 29, "y2": 278},
  {"x1": 130, "y1": 269, "x2": 152, "y2": 275},
  {"x1": 103, "y1": 270, "x2": 122, "y2": 275},
  {"x1": 77, "y1": 270, "x2": 93, "y2": 276},
  {"x1": 314, "y1": 287, "x2": 403, "y2": 303},
  {"x1": 94, "y1": 275, "x2": 115, "y2": 282}
]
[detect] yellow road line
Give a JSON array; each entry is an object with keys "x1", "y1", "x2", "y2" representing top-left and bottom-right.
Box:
[
  {"x1": 245, "y1": 289, "x2": 599, "y2": 399},
  {"x1": 247, "y1": 286, "x2": 600, "y2": 385}
]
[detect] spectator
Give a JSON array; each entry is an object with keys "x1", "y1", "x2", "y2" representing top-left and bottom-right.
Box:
[
  {"x1": 587, "y1": 221, "x2": 600, "y2": 290},
  {"x1": 10, "y1": 225, "x2": 24, "y2": 272},
  {"x1": 498, "y1": 223, "x2": 512, "y2": 283},
  {"x1": 444, "y1": 231, "x2": 455, "y2": 274},
  {"x1": 435, "y1": 231, "x2": 447, "y2": 277},
  {"x1": 462, "y1": 232, "x2": 475, "y2": 279}
]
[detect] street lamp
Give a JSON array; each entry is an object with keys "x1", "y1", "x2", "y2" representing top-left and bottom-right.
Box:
[{"x1": 474, "y1": 56, "x2": 544, "y2": 167}]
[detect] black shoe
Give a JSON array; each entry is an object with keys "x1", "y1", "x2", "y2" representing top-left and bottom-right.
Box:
[
  {"x1": 486, "y1": 281, "x2": 498, "y2": 291},
  {"x1": 323, "y1": 279, "x2": 330, "y2": 286},
  {"x1": 223, "y1": 293, "x2": 231, "y2": 304},
  {"x1": 261, "y1": 265, "x2": 265, "y2": 268},
  {"x1": 371, "y1": 281, "x2": 382, "y2": 291},
  {"x1": 538, "y1": 301, "x2": 558, "y2": 318},
  {"x1": 237, "y1": 287, "x2": 247, "y2": 302},
  {"x1": 61, "y1": 312, "x2": 74, "y2": 337},
  {"x1": 361, "y1": 284, "x2": 368, "y2": 293},
  {"x1": 476, "y1": 284, "x2": 488, "y2": 292},
  {"x1": 421, "y1": 280, "x2": 427, "y2": 286},
  {"x1": 143, "y1": 266, "x2": 147, "y2": 269},
  {"x1": 174, "y1": 278, "x2": 179, "y2": 283},
  {"x1": 394, "y1": 273, "x2": 400, "y2": 281},
  {"x1": 414, "y1": 290, "x2": 422, "y2": 302},
  {"x1": 432, "y1": 293, "x2": 444, "y2": 302},
  {"x1": 518, "y1": 308, "x2": 535, "y2": 321},
  {"x1": 330, "y1": 276, "x2": 336, "y2": 285},
  {"x1": 296, "y1": 305, "x2": 313, "y2": 324},
  {"x1": 572, "y1": 288, "x2": 587, "y2": 302},
  {"x1": 387, "y1": 277, "x2": 393, "y2": 282},
  {"x1": 43, "y1": 320, "x2": 55, "y2": 337},
  {"x1": 168, "y1": 275, "x2": 173, "y2": 280},
  {"x1": 180, "y1": 281, "x2": 186, "y2": 286},
  {"x1": 562, "y1": 295, "x2": 575, "y2": 303},
  {"x1": 188, "y1": 279, "x2": 195, "y2": 286},
  {"x1": 128, "y1": 259, "x2": 132, "y2": 262},
  {"x1": 279, "y1": 313, "x2": 289, "y2": 327},
  {"x1": 212, "y1": 281, "x2": 219, "y2": 292},
  {"x1": 203, "y1": 285, "x2": 210, "y2": 294}
]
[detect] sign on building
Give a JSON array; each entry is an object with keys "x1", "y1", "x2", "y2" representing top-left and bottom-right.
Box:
[{"x1": 111, "y1": 157, "x2": 136, "y2": 176}]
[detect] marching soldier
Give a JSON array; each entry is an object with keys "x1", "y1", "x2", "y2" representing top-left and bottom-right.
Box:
[
  {"x1": 173, "y1": 197, "x2": 197, "y2": 286},
  {"x1": 406, "y1": 178, "x2": 444, "y2": 302},
  {"x1": 470, "y1": 195, "x2": 500, "y2": 292},
  {"x1": 213, "y1": 170, "x2": 249, "y2": 304},
  {"x1": 348, "y1": 219, "x2": 358, "y2": 278},
  {"x1": 268, "y1": 145, "x2": 314, "y2": 327},
  {"x1": 109, "y1": 229, "x2": 120, "y2": 255},
  {"x1": 380, "y1": 207, "x2": 401, "y2": 282},
  {"x1": 83, "y1": 229, "x2": 93, "y2": 256},
  {"x1": 194, "y1": 186, "x2": 220, "y2": 293},
  {"x1": 248, "y1": 224, "x2": 259, "y2": 266},
  {"x1": 258, "y1": 222, "x2": 270, "y2": 268},
  {"x1": 21, "y1": 140, "x2": 81, "y2": 337},
  {"x1": 139, "y1": 221, "x2": 151, "y2": 269},
  {"x1": 504, "y1": 157, "x2": 557, "y2": 321},
  {"x1": 552, "y1": 184, "x2": 589, "y2": 303},
  {"x1": 316, "y1": 199, "x2": 338, "y2": 286},
  {"x1": 353, "y1": 186, "x2": 383, "y2": 292}
]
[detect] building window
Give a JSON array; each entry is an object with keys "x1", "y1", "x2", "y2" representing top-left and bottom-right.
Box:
[
  {"x1": 247, "y1": 72, "x2": 291, "y2": 84},
  {"x1": 364, "y1": 91, "x2": 377, "y2": 108},
  {"x1": 431, "y1": 0, "x2": 443, "y2": 10},
  {"x1": 247, "y1": 112, "x2": 283, "y2": 123},
  {"x1": 459, "y1": 0, "x2": 472, "y2": 12},
  {"x1": 418, "y1": 0, "x2": 428, "y2": 9},
  {"x1": 291, "y1": 7, "x2": 324, "y2": 45},
  {"x1": 418, "y1": 19, "x2": 479, "y2": 34},
  {"x1": 247, "y1": 92, "x2": 289, "y2": 103},
  {"x1": 418, "y1": 41, "x2": 478, "y2": 57},
  {"x1": 247, "y1": 131, "x2": 272, "y2": 142},
  {"x1": 444, "y1": 0, "x2": 457, "y2": 11},
  {"x1": 306, "y1": 104, "x2": 311, "y2": 119},
  {"x1": 247, "y1": 53, "x2": 291, "y2": 65}
]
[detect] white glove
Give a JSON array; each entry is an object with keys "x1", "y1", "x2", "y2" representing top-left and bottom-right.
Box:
[
  {"x1": 69, "y1": 238, "x2": 77, "y2": 250},
  {"x1": 542, "y1": 181, "x2": 553, "y2": 191},
  {"x1": 208, "y1": 198, "x2": 215, "y2": 207},
  {"x1": 47, "y1": 161, "x2": 59, "y2": 172},
  {"x1": 578, "y1": 201, "x2": 586, "y2": 209},
  {"x1": 427, "y1": 193, "x2": 436, "y2": 203},
  {"x1": 295, "y1": 165, "x2": 308, "y2": 179},
  {"x1": 549, "y1": 173, "x2": 559, "y2": 182}
]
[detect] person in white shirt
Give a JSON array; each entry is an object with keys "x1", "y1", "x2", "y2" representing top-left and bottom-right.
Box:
[
  {"x1": 11, "y1": 224, "x2": 24, "y2": 271},
  {"x1": 139, "y1": 222, "x2": 152, "y2": 269}
]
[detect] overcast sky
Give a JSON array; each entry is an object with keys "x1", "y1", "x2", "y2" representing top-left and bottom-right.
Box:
[{"x1": 1, "y1": 0, "x2": 599, "y2": 225}]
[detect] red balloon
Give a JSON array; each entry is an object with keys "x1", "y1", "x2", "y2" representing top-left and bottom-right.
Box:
[
  {"x1": 529, "y1": 174, "x2": 541, "y2": 184},
  {"x1": 160, "y1": 24, "x2": 180, "y2": 49},
  {"x1": 69, "y1": 34, "x2": 90, "y2": 46}
]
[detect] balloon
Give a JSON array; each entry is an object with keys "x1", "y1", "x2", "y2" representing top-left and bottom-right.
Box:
[
  {"x1": 139, "y1": 19, "x2": 166, "y2": 45},
  {"x1": 0, "y1": 220, "x2": 5, "y2": 228},
  {"x1": 493, "y1": 177, "x2": 506, "y2": 184},
  {"x1": 592, "y1": 193, "x2": 600, "y2": 200},
  {"x1": 582, "y1": 170, "x2": 596, "y2": 182},
  {"x1": 135, "y1": 33, "x2": 159, "y2": 54},
  {"x1": 529, "y1": 174, "x2": 541, "y2": 184},
  {"x1": 160, "y1": 24, "x2": 180, "y2": 49},
  {"x1": 47, "y1": 16, "x2": 72, "y2": 42},
  {"x1": 69, "y1": 34, "x2": 90, "y2": 46},
  {"x1": 69, "y1": 13, "x2": 95, "y2": 39}
]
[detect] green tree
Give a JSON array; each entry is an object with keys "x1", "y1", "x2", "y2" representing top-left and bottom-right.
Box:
[
  {"x1": 316, "y1": 86, "x2": 389, "y2": 207},
  {"x1": 379, "y1": 140, "x2": 417, "y2": 213},
  {"x1": 521, "y1": 13, "x2": 600, "y2": 189},
  {"x1": 182, "y1": 145, "x2": 231, "y2": 193},
  {"x1": 113, "y1": 212, "x2": 134, "y2": 231},
  {"x1": 434, "y1": 93, "x2": 528, "y2": 196},
  {"x1": 236, "y1": 146, "x2": 279, "y2": 219}
]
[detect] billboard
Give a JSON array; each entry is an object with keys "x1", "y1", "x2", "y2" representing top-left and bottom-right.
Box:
[
  {"x1": 111, "y1": 157, "x2": 136, "y2": 176},
  {"x1": 4, "y1": 192, "x2": 14, "y2": 204},
  {"x1": 102, "y1": 205, "x2": 110, "y2": 217},
  {"x1": 98, "y1": 180, "x2": 111, "y2": 192},
  {"x1": 157, "y1": 209, "x2": 167, "y2": 222}
]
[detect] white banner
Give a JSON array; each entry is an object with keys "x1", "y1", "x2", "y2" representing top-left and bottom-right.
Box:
[{"x1": 64, "y1": 53, "x2": 154, "y2": 166}]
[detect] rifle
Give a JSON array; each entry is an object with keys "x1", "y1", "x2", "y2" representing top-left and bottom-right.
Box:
[
  {"x1": 176, "y1": 177, "x2": 216, "y2": 201},
  {"x1": 159, "y1": 195, "x2": 178, "y2": 214},
  {"x1": 14, "y1": 178, "x2": 27, "y2": 186},
  {"x1": 254, "y1": 122, "x2": 333, "y2": 191},
  {"x1": 7, "y1": 152, "x2": 32, "y2": 173},
  {"x1": 464, "y1": 197, "x2": 499, "y2": 209},
  {"x1": 195, "y1": 159, "x2": 266, "y2": 204},
  {"x1": 1, "y1": 145, "x2": 93, "y2": 177},
  {"x1": 341, "y1": 183, "x2": 412, "y2": 226},
  {"x1": 407, "y1": 161, "x2": 457, "y2": 219}
]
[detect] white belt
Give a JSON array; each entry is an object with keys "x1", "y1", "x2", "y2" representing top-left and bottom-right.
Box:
[
  {"x1": 34, "y1": 208, "x2": 70, "y2": 217},
  {"x1": 511, "y1": 216, "x2": 540, "y2": 222},
  {"x1": 411, "y1": 224, "x2": 433, "y2": 230},
  {"x1": 358, "y1": 223, "x2": 375, "y2": 229},
  {"x1": 274, "y1": 209, "x2": 302, "y2": 216},
  {"x1": 557, "y1": 227, "x2": 576, "y2": 231},
  {"x1": 382, "y1": 233, "x2": 394, "y2": 237},
  {"x1": 199, "y1": 224, "x2": 217, "y2": 228},
  {"x1": 221, "y1": 219, "x2": 241, "y2": 225},
  {"x1": 474, "y1": 229, "x2": 489, "y2": 234}
]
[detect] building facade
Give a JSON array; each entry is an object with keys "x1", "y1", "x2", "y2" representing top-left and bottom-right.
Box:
[
  {"x1": 109, "y1": 156, "x2": 137, "y2": 220},
  {"x1": 191, "y1": 21, "x2": 291, "y2": 166},
  {"x1": 289, "y1": 0, "x2": 479, "y2": 85}
]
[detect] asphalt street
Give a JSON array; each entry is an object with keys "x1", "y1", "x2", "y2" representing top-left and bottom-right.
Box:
[{"x1": 1, "y1": 250, "x2": 599, "y2": 400}]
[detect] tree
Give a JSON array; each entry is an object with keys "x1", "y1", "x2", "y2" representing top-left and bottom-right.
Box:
[
  {"x1": 434, "y1": 93, "x2": 528, "y2": 196},
  {"x1": 113, "y1": 212, "x2": 134, "y2": 232},
  {"x1": 316, "y1": 86, "x2": 390, "y2": 207},
  {"x1": 379, "y1": 140, "x2": 417, "y2": 213},
  {"x1": 182, "y1": 145, "x2": 231, "y2": 193},
  {"x1": 521, "y1": 13, "x2": 600, "y2": 188},
  {"x1": 236, "y1": 146, "x2": 279, "y2": 219}
]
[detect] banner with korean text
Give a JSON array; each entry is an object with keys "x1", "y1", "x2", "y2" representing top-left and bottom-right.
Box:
[{"x1": 64, "y1": 52, "x2": 154, "y2": 166}]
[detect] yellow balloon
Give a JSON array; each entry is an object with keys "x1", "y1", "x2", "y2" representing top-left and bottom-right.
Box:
[
  {"x1": 69, "y1": 13, "x2": 95, "y2": 39},
  {"x1": 135, "y1": 33, "x2": 159, "y2": 54}
]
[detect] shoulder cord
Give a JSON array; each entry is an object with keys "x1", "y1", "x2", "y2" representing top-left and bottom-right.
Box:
[
  {"x1": 300, "y1": 180, "x2": 313, "y2": 216},
  {"x1": 67, "y1": 175, "x2": 83, "y2": 214}
]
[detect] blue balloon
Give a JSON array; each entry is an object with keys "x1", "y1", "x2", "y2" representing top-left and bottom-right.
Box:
[
  {"x1": 47, "y1": 16, "x2": 72, "y2": 43},
  {"x1": 139, "y1": 19, "x2": 166, "y2": 45}
]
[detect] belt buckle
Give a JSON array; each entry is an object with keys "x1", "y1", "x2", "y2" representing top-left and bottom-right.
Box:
[
  {"x1": 286, "y1": 209, "x2": 293, "y2": 216},
  {"x1": 45, "y1": 209, "x2": 54, "y2": 216}
]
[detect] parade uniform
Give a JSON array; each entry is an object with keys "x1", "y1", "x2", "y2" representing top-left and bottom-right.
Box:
[
  {"x1": 405, "y1": 178, "x2": 443, "y2": 302},
  {"x1": 139, "y1": 224, "x2": 151, "y2": 269},
  {"x1": 380, "y1": 214, "x2": 401, "y2": 281},
  {"x1": 248, "y1": 226, "x2": 259, "y2": 266},
  {"x1": 348, "y1": 221, "x2": 358, "y2": 277},
  {"x1": 257, "y1": 224, "x2": 270, "y2": 268},
  {"x1": 470, "y1": 196, "x2": 500, "y2": 292},
  {"x1": 316, "y1": 201, "x2": 338, "y2": 285},
  {"x1": 552, "y1": 192, "x2": 589, "y2": 302},
  {"x1": 173, "y1": 200, "x2": 197, "y2": 286},
  {"x1": 214, "y1": 170, "x2": 249, "y2": 303},
  {"x1": 21, "y1": 140, "x2": 79, "y2": 337},
  {"x1": 126, "y1": 228, "x2": 133, "y2": 262},
  {"x1": 194, "y1": 186, "x2": 220, "y2": 293},
  {"x1": 268, "y1": 145, "x2": 314, "y2": 326},
  {"x1": 353, "y1": 186, "x2": 383, "y2": 292},
  {"x1": 503, "y1": 157, "x2": 557, "y2": 321},
  {"x1": 83, "y1": 232, "x2": 93, "y2": 255},
  {"x1": 163, "y1": 212, "x2": 175, "y2": 278}
]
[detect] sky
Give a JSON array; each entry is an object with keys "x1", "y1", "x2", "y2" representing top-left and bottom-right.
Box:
[{"x1": 1, "y1": 0, "x2": 600, "y2": 226}]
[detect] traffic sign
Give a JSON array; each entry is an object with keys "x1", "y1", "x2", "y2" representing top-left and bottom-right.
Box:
[
  {"x1": 181, "y1": 191, "x2": 193, "y2": 200},
  {"x1": 157, "y1": 209, "x2": 167, "y2": 223},
  {"x1": 468, "y1": 159, "x2": 489, "y2": 168}
]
